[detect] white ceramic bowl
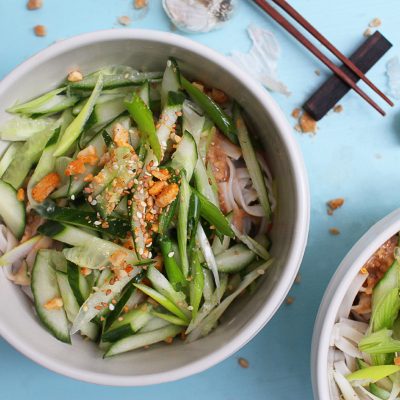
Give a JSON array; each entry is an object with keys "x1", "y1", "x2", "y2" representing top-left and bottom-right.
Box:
[
  {"x1": 312, "y1": 208, "x2": 400, "y2": 399},
  {"x1": 0, "y1": 29, "x2": 309, "y2": 386}
]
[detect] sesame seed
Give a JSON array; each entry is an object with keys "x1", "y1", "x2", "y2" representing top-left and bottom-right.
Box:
[
  {"x1": 118, "y1": 317, "x2": 124, "y2": 322},
  {"x1": 83, "y1": 305, "x2": 89, "y2": 312},
  {"x1": 168, "y1": 251, "x2": 174, "y2": 258},
  {"x1": 94, "y1": 221, "x2": 101, "y2": 226},
  {"x1": 257, "y1": 269, "x2": 265, "y2": 275},
  {"x1": 109, "y1": 303, "x2": 115, "y2": 311},
  {"x1": 91, "y1": 200, "x2": 97, "y2": 205},
  {"x1": 188, "y1": 306, "x2": 194, "y2": 310},
  {"x1": 70, "y1": 194, "x2": 75, "y2": 200}
]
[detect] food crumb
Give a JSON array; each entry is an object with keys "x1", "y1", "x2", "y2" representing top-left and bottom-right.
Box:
[
  {"x1": 369, "y1": 18, "x2": 381, "y2": 28},
  {"x1": 118, "y1": 16, "x2": 132, "y2": 26},
  {"x1": 34, "y1": 25, "x2": 46, "y2": 37},
  {"x1": 238, "y1": 357, "x2": 249, "y2": 368},
  {"x1": 291, "y1": 108, "x2": 301, "y2": 119},
  {"x1": 395, "y1": 357, "x2": 400, "y2": 366},
  {"x1": 299, "y1": 112, "x2": 317, "y2": 134},
  {"x1": 327, "y1": 198, "x2": 344, "y2": 214},
  {"x1": 134, "y1": 0, "x2": 148, "y2": 9},
  {"x1": 333, "y1": 104, "x2": 343, "y2": 113},
  {"x1": 314, "y1": 69, "x2": 321, "y2": 76},
  {"x1": 294, "y1": 124, "x2": 301, "y2": 132},
  {"x1": 67, "y1": 70, "x2": 83, "y2": 82},
  {"x1": 27, "y1": 0, "x2": 42, "y2": 10},
  {"x1": 329, "y1": 228, "x2": 341, "y2": 236},
  {"x1": 286, "y1": 296, "x2": 294, "y2": 305},
  {"x1": 294, "y1": 273, "x2": 301, "y2": 284},
  {"x1": 363, "y1": 28, "x2": 372, "y2": 37}
]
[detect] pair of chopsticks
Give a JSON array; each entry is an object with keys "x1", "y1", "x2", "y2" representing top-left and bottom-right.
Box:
[{"x1": 251, "y1": 0, "x2": 394, "y2": 116}]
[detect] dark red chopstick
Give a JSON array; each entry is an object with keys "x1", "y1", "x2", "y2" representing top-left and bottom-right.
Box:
[
  {"x1": 251, "y1": 0, "x2": 386, "y2": 116},
  {"x1": 272, "y1": 0, "x2": 394, "y2": 107}
]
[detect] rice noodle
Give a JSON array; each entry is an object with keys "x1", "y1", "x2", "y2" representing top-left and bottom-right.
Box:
[
  {"x1": 25, "y1": 236, "x2": 53, "y2": 272},
  {"x1": 332, "y1": 370, "x2": 360, "y2": 400},
  {"x1": 218, "y1": 136, "x2": 242, "y2": 160},
  {"x1": 334, "y1": 336, "x2": 363, "y2": 359},
  {"x1": 0, "y1": 224, "x2": 17, "y2": 280},
  {"x1": 338, "y1": 272, "x2": 369, "y2": 319},
  {"x1": 332, "y1": 322, "x2": 365, "y2": 344},
  {"x1": 334, "y1": 360, "x2": 352, "y2": 376},
  {"x1": 339, "y1": 318, "x2": 369, "y2": 334}
]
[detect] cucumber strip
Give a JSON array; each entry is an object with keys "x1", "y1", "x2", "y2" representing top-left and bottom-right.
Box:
[
  {"x1": 187, "y1": 258, "x2": 273, "y2": 342},
  {"x1": 102, "y1": 305, "x2": 153, "y2": 343},
  {"x1": 68, "y1": 69, "x2": 162, "y2": 92},
  {"x1": 190, "y1": 250, "x2": 204, "y2": 319},
  {"x1": 0, "y1": 142, "x2": 23, "y2": 178},
  {"x1": 182, "y1": 100, "x2": 205, "y2": 145},
  {"x1": 231, "y1": 225, "x2": 271, "y2": 260},
  {"x1": 0, "y1": 179, "x2": 26, "y2": 239},
  {"x1": 369, "y1": 383, "x2": 390, "y2": 399},
  {"x1": 155, "y1": 91, "x2": 185, "y2": 156},
  {"x1": 140, "y1": 316, "x2": 171, "y2": 332},
  {"x1": 67, "y1": 262, "x2": 90, "y2": 306},
  {"x1": 193, "y1": 189, "x2": 234, "y2": 237},
  {"x1": 137, "y1": 81, "x2": 150, "y2": 106},
  {"x1": 31, "y1": 250, "x2": 70, "y2": 343},
  {"x1": 215, "y1": 244, "x2": 256, "y2": 273},
  {"x1": 85, "y1": 96, "x2": 125, "y2": 132},
  {"x1": 49, "y1": 250, "x2": 68, "y2": 273},
  {"x1": 23, "y1": 95, "x2": 78, "y2": 116},
  {"x1": 159, "y1": 236, "x2": 186, "y2": 291},
  {"x1": 134, "y1": 283, "x2": 190, "y2": 323},
  {"x1": 95, "y1": 268, "x2": 113, "y2": 288},
  {"x1": 125, "y1": 93, "x2": 162, "y2": 161},
  {"x1": 161, "y1": 58, "x2": 181, "y2": 109},
  {"x1": 170, "y1": 131, "x2": 198, "y2": 181},
  {"x1": 146, "y1": 265, "x2": 190, "y2": 318},
  {"x1": 177, "y1": 173, "x2": 190, "y2": 277},
  {"x1": 104, "y1": 273, "x2": 144, "y2": 330},
  {"x1": 181, "y1": 77, "x2": 238, "y2": 144},
  {"x1": 71, "y1": 271, "x2": 138, "y2": 334},
  {"x1": 233, "y1": 104, "x2": 271, "y2": 220},
  {"x1": 7, "y1": 87, "x2": 66, "y2": 114},
  {"x1": 196, "y1": 223, "x2": 220, "y2": 290},
  {"x1": 80, "y1": 322, "x2": 100, "y2": 341},
  {"x1": 104, "y1": 324, "x2": 182, "y2": 357},
  {"x1": 151, "y1": 311, "x2": 188, "y2": 327},
  {"x1": 38, "y1": 221, "x2": 97, "y2": 246},
  {"x1": 56, "y1": 271, "x2": 80, "y2": 322},
  {"x1": 194, "y1": 155, "x2": 219, "y2": 206},
  {"x1": 54, "y1": 74, "x2": 103, "y2": 156},
  {"x1": 62, "y1": 236, "x2": 147, "y2": 270},
  {"x1": 27, "y1": 127, "x2": 61, "y2": 206},
  {"x1": 212, "y1": 234, "x2": 230, "y2": 256},
  {"x1": 202, "y1": 269, "x2": 215, "y2": 302},
  {"x1": 37, "y1": 204, "x2": 130, "y2": 238},
  {"x1": 0, "y1": 115, "x2": 56, "y2": 141},
  {"x1": 3, "y1": 125, "x2": 56, "y2": 189},
  {"x1": 0, "y1": 235, "x2": 41, "y2": 266}
]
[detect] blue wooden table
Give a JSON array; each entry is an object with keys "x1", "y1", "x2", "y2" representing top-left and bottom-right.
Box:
[{"x1": 0, "y1": 1, "x2": 399, "y2": 398}]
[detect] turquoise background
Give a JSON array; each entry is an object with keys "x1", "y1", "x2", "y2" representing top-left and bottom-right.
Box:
[{"x1": 0, "y1": 0, "x2": 399, "y2": 398}]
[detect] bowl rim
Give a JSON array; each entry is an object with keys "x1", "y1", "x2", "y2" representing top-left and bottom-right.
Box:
[
  {"x1": 0, "y1": 28, "x2": 310, "y2": 386},
  {"x1": 312, "y1": 208, "x2": 400, "y2": 399}
]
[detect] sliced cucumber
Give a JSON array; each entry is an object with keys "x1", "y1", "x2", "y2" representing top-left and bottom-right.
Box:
[
  {"x1": 7, "y1": 87, "x2": 66, "y2": 114},
  {"x1": 54, "y1": 74, "x2": 103, "y2": 156},
  {"x1": 56, "y1": 271, "x2": 80, "y2": 322},
  {"x1": 104, "y1": 324, "x2": 182, "y2": 357},
  {"x1": 86, "y1": 96, "x2": 125, "y2": 131},
  {"x1": 182, "y1": 100, "x2": 205, "y2": 145},
  {"x1": 194, "y1": 155, "x2": 219, "y2": 206},
  {"x1": 170, "y1": 131, "x2": 198, "y2": 181},
  {"x1": 0, "y1": 179, "x2": 26, "y2": 239},
  {"x1": 161, "y1": 58, "x2": 181, "y2": 109},
  {"x1": 231, "y1": 225, "x2": 270, "y2": 260},
  {"x1": 37, "y1": 204, "x2": 130, "y2": 238},
  {"x1": 0, "y1": 142, "x2": 24, "y2": 178},
  {"x1": 3, "y1": 125, "x2": 55, "y2": 189},
  {"x1": 215, "y1": 244, "x2": 256, "y2": 273},
  {"x1": 0, "y1": 115, "x2": 56, "y2": 141},
  {"x1": 102, "y1": 306, "x2": 153, "y2": 343},
  {"x1": 31, "y1": 250, "x2": 70, "y2": 343},
  {"x1": 67, "y1": 262, "x2": 90, "y2": 306}
]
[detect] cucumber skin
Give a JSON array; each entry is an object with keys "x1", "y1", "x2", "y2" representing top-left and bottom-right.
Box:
[{"x1": 31, "y1": 251, "x2": 71, "y2": 344}]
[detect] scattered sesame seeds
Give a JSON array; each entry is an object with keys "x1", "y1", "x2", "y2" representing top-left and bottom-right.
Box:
[
  {"x1": 168, "y1": 251, "x2": 175, "y2": 258},
  {"x1": 257, "y1": 269, "x2": 265, "y2": 275},
  {"x1": 238, "y1": 357, "x2": 249, "y2": 369},
  {"x1": 118, "y1": 317, "x2": 124, "y2": 322},
  {"x1": 94, "y1": 221, "x2": 101, "y2": 226},
  {"x1": 83, "y1": 305, "x2": 89, "y2": 312},
  {"x1": 91, "y1": 200, "x2": 97, "y2": 205},
  {"x1": 70, "y1": 194, "x2": 75, "y2": 201},
  {"x1": 187, "y1": 306, "x2": 194, "y2": 311},
  {"x1": 109, "y1": 303, "x2": 115, "y2": 311}
]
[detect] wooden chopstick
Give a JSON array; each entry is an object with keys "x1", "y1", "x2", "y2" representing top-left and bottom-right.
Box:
[
  {"x1": 272, "y1": 0, "x2": 394, "y2": 107},
  {"x1": 251, "y1": 0, "x2": 386, "y2": 116}
]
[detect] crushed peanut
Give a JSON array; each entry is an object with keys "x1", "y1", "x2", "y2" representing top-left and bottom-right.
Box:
[
  {"x1": 44, "y1": 297, "x2": 63, "y2": 310},
  {"x1": 27, "y1": 0, "x2": 42, "y2": 10},
  {"x1": 210, "y1": 88, "x2": 229, "y2": 104},
  {"x1": 148, "y1": 180, "x2": 167, "y2": 196},
  {"x1": 34, "y1": 25, "x2": 46, "y2": 37},
  {"x1": 238, "y1": 357, "x2": 249, "y2": 368},
  {"x1": 134, "y1": 0, "x2": 148, "y2": 9},
  {"x1": 363, "y1": 28, "x2": 372, "y2": 37},
  {"x1": 291, "y1": 108, "x2": 301, "y2": 119},
  {"x1": 151, "y1": 169, "x2": 170, "y2": 181},
  {"x1": 329, "y1": 228, "x2": 341, "y2": 236},
  {"x1": 17, "y1": 188, "x2": 25, "y2": 202},
  {"x1": 286, "y1": 296, "x2": 294, "y2": 305},
  {"x1": 327, "y1": 198, "x2": 345, "y2": 213},
  {"x1": 333, "y1": 104, "x2": 343, "y2": 113},
  {"x1": 299, "y1": 112, "x2": 317, "y2": 134},
  {"x1": 31, "y1": 172, "x2": 61, "y2": 202},
  {"x1": 369, "y1": 18, "x2": 381, "y2": 28},
  {"x1": 67, "y1": 70, "x2": 83, "y2": 82},
  {"x1": 155, "y1": 183, "x2": 179, "y2": 208},
  {"x1": 118, "y1": 16, "x2": 132, "y2": 26}
]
